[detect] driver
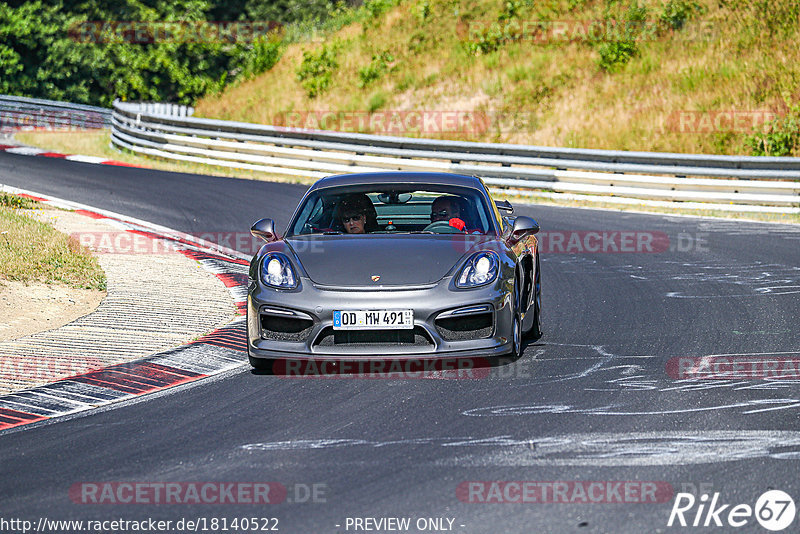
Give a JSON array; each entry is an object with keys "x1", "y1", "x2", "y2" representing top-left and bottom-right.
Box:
[
  {"x1": 430, "y1": 195, "x2": 468, "y2": 231},
  {"x1": 336, "y1": 194, "x2": 379, "y2": 234}
]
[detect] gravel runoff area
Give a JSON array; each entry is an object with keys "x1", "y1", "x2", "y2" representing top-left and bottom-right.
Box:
[{"x1": 0, "y1": 207, "x2": 237, "y2": 395}]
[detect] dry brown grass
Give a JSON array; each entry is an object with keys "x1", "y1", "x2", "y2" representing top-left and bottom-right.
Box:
[{"x1": 194, "y1": 0, "x2": 800, "y2": 156}]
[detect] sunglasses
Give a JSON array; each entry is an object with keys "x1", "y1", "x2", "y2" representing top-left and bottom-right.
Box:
[
  {"x1": 431, "y1": 209, "x2": 454, "y2": 218},
  {"x1": 341, "y1": 214, "x2": 365, "y2": 223}
]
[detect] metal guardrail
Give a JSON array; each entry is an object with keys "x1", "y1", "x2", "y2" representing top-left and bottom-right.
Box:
[
  {"x1": 109, "y1": 100, "x2": 800, "y2": 212},
  {"x1": 0, "y1": 95, "x2": 111, "y2": 131}
]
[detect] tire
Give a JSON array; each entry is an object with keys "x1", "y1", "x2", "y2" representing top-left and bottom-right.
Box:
[
  {"x1": 511, "y1": 313, "x2": 521, "y2": 359},
  {"x1": 248, "y1": 352, "x2": 274, "y2": 372},
  {"x1": 509, "y1": 275, "x2": 522, "y2": 359},
  {"x1": 528, "y1": 253, "x2": 542, "y2": 340},
  {"x1": 521, "y1": 254, "x2": 542, "y2": 339}
]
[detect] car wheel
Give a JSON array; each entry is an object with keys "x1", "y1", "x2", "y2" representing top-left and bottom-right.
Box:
[
  {"x1": 509, "y1": 276, "x2": 522, "y2": 359},
  {"x1": 511, "y1": 313, "x2": 522, "y2": 359},
  {"x1": 527, "y1": 253, "x2": 542, "y2": 339},
  {"x1": 248, "y1": 353, "x2": 274, "y2": 372}
]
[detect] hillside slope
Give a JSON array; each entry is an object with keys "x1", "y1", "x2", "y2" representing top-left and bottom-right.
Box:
[{"x1": 196, "y1": 0, "x2": 800, "y2": 156}]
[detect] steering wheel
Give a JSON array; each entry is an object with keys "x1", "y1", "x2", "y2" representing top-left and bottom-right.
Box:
[{"x1": 422, "y1": 220, "x2": 465, "y2": 234}]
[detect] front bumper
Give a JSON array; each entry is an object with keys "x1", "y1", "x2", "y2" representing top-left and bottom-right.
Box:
[{"x1": 247, "y1": 276, "x2": 515, "y2": 360}]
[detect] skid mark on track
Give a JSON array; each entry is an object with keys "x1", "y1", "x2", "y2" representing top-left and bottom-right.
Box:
[
  {"x1": 461, "y1": 398, "x2": 800, "y2": 417},
  {"x1": 241, "y1": 431, "x2": 800, "y2": 466},
  {"x1": 547, "y1": 254, "x2": 800, "y2": 298},
  {"x1": 522, "y1": 343, "x2": 616, "y2": 384},
  {"x1": 242, "y1": 436, "x2": 540, "y2": 451},
  {"x1": 437, "y1": 431, "x2": 800, "y2": 466},
  {"x1": 471, "y1": 344, "x2": 800, "y2": 418}
]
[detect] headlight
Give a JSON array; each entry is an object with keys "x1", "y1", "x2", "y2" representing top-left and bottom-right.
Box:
[
  {"x1": 456, "y1": 251, "x2": 499, "y2": 288},
  {"x1": 260, "y1": 253, "x2": 297, "y2": 289}
]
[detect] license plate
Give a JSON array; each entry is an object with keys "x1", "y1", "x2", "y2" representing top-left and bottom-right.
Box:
[{"x1": 333, "y1": 309, "x2": 414, "y2": 330}]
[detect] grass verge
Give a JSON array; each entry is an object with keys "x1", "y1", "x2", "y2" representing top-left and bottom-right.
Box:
[{"x1": 0, "y1": 194, "x2": 106, "y2": 290}]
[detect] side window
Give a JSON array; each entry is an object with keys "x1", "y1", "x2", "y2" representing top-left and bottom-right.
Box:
[{"x1": 291, "y1": 195, "x2": 324, "y2": 235}]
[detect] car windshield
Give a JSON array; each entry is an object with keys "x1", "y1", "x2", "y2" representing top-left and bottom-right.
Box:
[{"x1": 286, "y1": 185, "x2": 497, "y2": 236}]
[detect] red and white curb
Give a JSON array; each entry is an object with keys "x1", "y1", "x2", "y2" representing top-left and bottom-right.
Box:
[
  {"x1": 0, "y1": 185, "x2": 252, "y2": 433},
  {"x1": 0, "y1": 143, "x2": 142, "y2": 168}
]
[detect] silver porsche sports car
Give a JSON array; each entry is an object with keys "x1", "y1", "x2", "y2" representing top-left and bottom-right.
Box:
[{"x1": 246, "y1": 172, "x2": 541, "y2": 370}]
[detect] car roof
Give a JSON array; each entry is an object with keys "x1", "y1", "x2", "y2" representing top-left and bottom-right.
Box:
[{"x1": 308, "y1": 172, "x2": 486, "y2": 192}]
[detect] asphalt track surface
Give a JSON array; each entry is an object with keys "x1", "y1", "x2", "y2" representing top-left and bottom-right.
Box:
[{"x1": 1, "y1": 152, "x2": 800, "y2": 533}]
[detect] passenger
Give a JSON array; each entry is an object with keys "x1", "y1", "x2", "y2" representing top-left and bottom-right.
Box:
[
  {"x1": 430, "y1": 195, "x2": 469, "y2": 231},
  {"x1": 336, "y1": 194, "x2": 379, "y2": 234}
]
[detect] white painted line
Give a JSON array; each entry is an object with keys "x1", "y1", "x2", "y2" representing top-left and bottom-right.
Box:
[
  {"x1": 5, "y1": 146, "x2": 45, "y2": 155},
  {"x1": 0, "y1": 183, "x2": 250, "y2": 260},
  {"x1": 64, "y1": 154, "x2": 108, "y2": 164},
  {"x1": 0, "y1": 398, "x2": 59, "y2": 416},
  {"x1": 0, "y1": 183, "x2": 250, "y2": 430}
]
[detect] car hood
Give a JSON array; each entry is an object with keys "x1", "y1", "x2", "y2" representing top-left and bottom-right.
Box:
[{"x1": 286, "y1": 234, "x2": 495, "y2": 287}]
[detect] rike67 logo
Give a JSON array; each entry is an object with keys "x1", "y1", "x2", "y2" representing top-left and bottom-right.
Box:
[{"x1": 668, "y1": 490, "x2": 796, "y2": 531}]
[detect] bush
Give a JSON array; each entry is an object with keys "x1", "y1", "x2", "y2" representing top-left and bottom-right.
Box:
[
  {"x1": 239, "y1": 35, "x2": 284, "y2": 79},
  {"x1": 596, "y1": 2, "x2": 648, "y2": 71},
  {"x1": 463, "y1": 24, "x2": 508, "y2": 56},
  {"x1": 597, "y1": 41, "x2": 638, "y2": 71},
  {"x1": 0, "y1": 0, "x2": 362, "y2": 106},
  {"x1": 296, "y1": 44, "x2": 340, "y2": 98},
  {"x1": 625, "y1": 2, "x2": 649, "y2": 25},
  {"x1": 498, "y1": 0, "x2": 533, "y2": 21},
  {"x1": 747, "y1": 111, "x2": 800, "y2": 157},
  {"x1": 660, "y1": 0, "x2": 700, "y2": 31},
  {"x1": 362, "y1": 0, "x2": 400, "y2": 21},
  {"x1": 357, "y1": 51, "x2": 395, "y2": 88}
]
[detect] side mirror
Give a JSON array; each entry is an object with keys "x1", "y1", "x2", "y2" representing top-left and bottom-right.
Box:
[
  {"x1": 496, "y1": 199, "x2": 514, "y2": 214},
  {"x1": 251, "y1": 218, "x2": 278, "y2": 242},
  {"x1": 509, "y1": 216, "x2": 539, "y2": 242}
]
